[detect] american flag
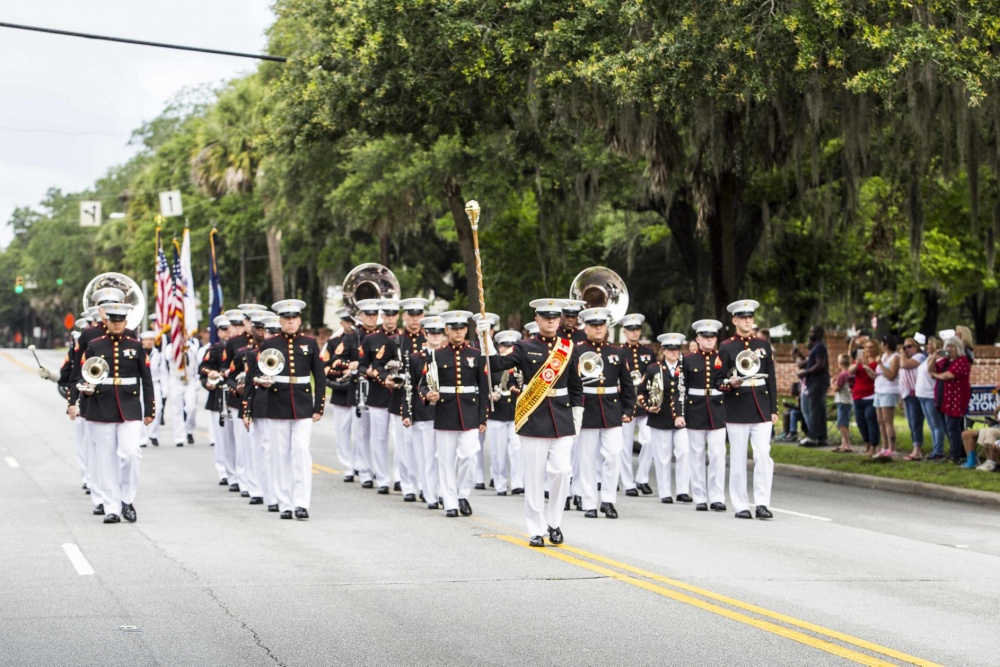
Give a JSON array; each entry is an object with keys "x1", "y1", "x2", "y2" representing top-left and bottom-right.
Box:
[
  {"x1": 155, "y1": 236, "x2": 171, "y2": 333},
  {"x1": 169, "y1": 244, "x2": 187, "y2": 368}
]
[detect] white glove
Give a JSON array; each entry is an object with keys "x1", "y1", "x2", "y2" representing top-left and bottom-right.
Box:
[
  {"x1": 38, "y1": 367, "x2": 55, "y2": 382},
  {"x1": 479, "y1": 333, "x2": 497, "y2": 356},
  {"x1": 573, "y1": 406, "x2": 584, "y2": 436},
  {"x1": 476, "y1": 319, "x2": 491, "y2": 335}
]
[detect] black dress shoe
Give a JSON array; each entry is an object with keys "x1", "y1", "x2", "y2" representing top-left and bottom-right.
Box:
[
  {"x1": 267, "y1": 504, "x2": 279, "y2": 512},
  {"x1": 140, "y1": 443, "x2": 147, "y2": 448},
  {"x1": 676, "y1": 494, "x2": 693, "y2": 503},
  {"x1": 85, "y1": 488, "x2": 91, "y2": 495},
  {"x1": 419, "y1": 492, "x2": 425, "y2": 502},
  {"x1": 573, "y1": 495, "x2": 582, "y2": 511},
  {"x1": 249, "y1": 497, "x2": 263, "y2": 505},
  {"x1": 661, "y1": 497, "x2": 673, "y2": 504},
  {"x1": 544, "y1": 491, "x2": 549, "y2": 499},
  {"x1": 229, "y1": 484, "x2": 240, "y2": 492},
  {"x1": 82, "y1": 482, "x2": 88, "y2": 490},
  {"x1": 564, "y1": 497, "x2": 571, "y2": 511},
  {"x1": 639, "y1": 483, "x2": 654, "y2": 495},
  {"x1": 187, "y1": 434, "x2": 194, "y2": 444},
  {"x1": 735, "y1": 510, "x2": 753, "y2": 519},
  {"x1": 403, "y1": 494, "x2": 416, "y2": 502},
  {"x1": 529, "y1": 535, "x2": 545, "y2": 547},
  {"x1": 584, "y1": 509, "x2": 598, "y2": 518},
  {"x1": 219, "y1": 478, "x2": 228, "y2": 486},
  {"x1": 625, "y1": 488, "x2": 639, "y2": 497},
  {"x1": 241, "y1": 491, "x2": 251, "y2": 498},
  {"x1": 393, "y1": 481, "x2": 402, "y2": 492},
  {"x1": 755, "y1": 505, "x2": 773, "y2": 519},
  {"x1": 361, "y1": 480, "x2": 374, "y2": 489},
  {"x1": 103, "y1": 514, "x2": 120, "y2": 524},
  {"x1": 497, "y1": 491, "x2": 507, "y2": 496},
  {"x1": 280, "y1": 510, "x2": 293, "y2": 520},
  {"x1": 427, "y1": 502, "x2": 440, "y2": 510},
  {"x1": 489, "y1": 479, "x2": 494, "y2": 488},
  {"x1": 711, "y1": 502, "x2": 727, "y2": 512},
  {"x1": 696, "y1": 503, "x2": 708, "y2": 511},
  {"x1": 150, "y1": 438, "x2": 159, "y2": 447},
  {"x1": 511, "y1": 488, "x2": 524, "y2": 495},
  {"x1": 295, "y1": 507, "x2": 309, "y2": 519},
  {"x1": 474, "y1": 483, "x2": 486, "y2": 490},
  {"x1": 597, "y1": 482, "x2": 602, "y2": 491},
  {"x1": 121, "y1": 503, "x2": 137, "y2": 523},
  {"x1": 92, "y1": 504, "x2": 105, "y2": 516},
  {"x1": 377, "y1": 486, "x2": 390, "y2": 495},
  {"x1": 176, "y1": 442, "x2": 184, "y2": 447},
  {"x1": 601, "y1": 502, "x2": 619, "y2": 519},
  {"x1": 458, "y1": 498, "x2": 473, "y2": 516},
  {"x1": 445, "y1": 509, "x2": 458, "y2": 517},
  {"x1": 547, "y1": 526, "x2": 564, "y2": 545},
  {"x1": 343, "y1": 475, "x2": 354, "y2": 483}
]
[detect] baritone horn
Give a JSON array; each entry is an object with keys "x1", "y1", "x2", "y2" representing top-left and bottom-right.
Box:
[
  {"x1": 569, "y1": 266, "x2": 629, "y2": 325},
  {"x1": 82, "y1": 272, "x2": 146, "y2": 331},
  {"x1": 259, "y1": 348, "x2": 286, "y2": 376},
  {"x1": 342, "y1": 263, "x2": 400, "y2": 317}
]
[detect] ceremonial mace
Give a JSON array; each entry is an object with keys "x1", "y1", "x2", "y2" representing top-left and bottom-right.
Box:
[{"x1": 465, "y1": 199, "x2": 494, "y2": 410}]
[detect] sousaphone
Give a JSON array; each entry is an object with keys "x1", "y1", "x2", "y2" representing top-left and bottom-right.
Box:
[
  {"x1": 569, "y1": 266, "x2": 629, "y2": 325},
  {"x1": 342, "y1": 263, "x2": 400, "y2": 317},
  {"x1": 82, "y1": 272, "x2": 146, "y2": 331}
]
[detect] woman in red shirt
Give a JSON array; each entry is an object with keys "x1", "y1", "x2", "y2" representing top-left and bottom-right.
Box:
[
  {"x1": 849, "y1": 340, "x2": 880, "y2": 456},
  {"x1": 930, "y1": 336, "x2": 972, "y2": 465}
]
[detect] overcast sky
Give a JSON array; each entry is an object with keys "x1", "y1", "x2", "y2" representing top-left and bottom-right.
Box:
[{"x1": 0, "y1": 1, "x2": 275, "y2": 247}]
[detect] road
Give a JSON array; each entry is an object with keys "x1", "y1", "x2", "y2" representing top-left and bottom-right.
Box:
[{"x1": 0, "y1": 346, "x2": 996, "y2": 667}]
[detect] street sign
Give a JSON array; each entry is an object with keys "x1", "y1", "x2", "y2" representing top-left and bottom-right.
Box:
[
  {"x1": 159, "y1": 190, "x2": 183, "y2": 217},
  {"x1": 80, "y1": 201, "x2": 102, "y2": 227}
]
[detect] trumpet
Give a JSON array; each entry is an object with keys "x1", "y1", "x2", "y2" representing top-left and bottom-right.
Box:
[
  {"x1": 578, "y1": 351, "x2": 603, "y2": 384},
  {"x1": 77, "y1": 357, "x2": 109, "y2": 393},
  {"x1": 259, "y1": 348, "x2": 285, "y2": 376}
]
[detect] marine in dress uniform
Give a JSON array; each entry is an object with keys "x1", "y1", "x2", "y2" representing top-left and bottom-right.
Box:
[
  {"x1": 340, "y1": 298, "x2": 382, "y2": 488},
  {"x1": 325, "y1": 308, "x2": 359, "y2": 482},
  {"x1": 617, "y1": 313, "x2": 656, "y2": 496},
  {"x1": 637, "y1": 333, "x2": 690, "y2": 503},
  {"x1": 683, "y1": 320, "x2": 728, "y2": 511},
  {"x1": 471, "y1": 311, "x2": 500, "y2": 489},
  {"x1": 78, "y1": 303, "x2": 154, "y2": 524},
  {"x1": 571, "y1": 307, "x2": 636, "y2": 519},
  {"x1": 228, "y1": 310, "x2": 268, "y2": 502},
  {"x1": 199, "y1": 315, "x2": 234, "y2": 485},
  {"x1": 389, "y1": 298, "x2": 428, "y2": 501},
  {"x1": 139, "y1": 331, "x2": 167, "y2": 448},
  {"x1": 243, "y1": 315, "x2": 283, "y2": 512},
  {"x1": 244, "y1": 300, "x2": 325, "y2": 520},
  {"x1": 486, "y1": 330, "x2": 524, "y2": 496},
  {"x1": 488, "y1": 298, "x2": 584, "y2": 547},
  {"x1": 560, "y1": 300, "x2": 590, "y2": 344},
  {"x1": 419, "y1": 310, "x2": 488, "y2": 517},
  {"x1": 407, "y1": 315, "x2": 445, "y2": 509},
  {"x1": 719, "y1": 299, "x2": 776, "y2": 520},
  {"x1": 524, "y1": 322, "x2": 539, "y2": 340}
]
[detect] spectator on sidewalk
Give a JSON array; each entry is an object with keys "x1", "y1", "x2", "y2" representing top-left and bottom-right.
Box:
[
  {"x1": 899, "y1": 335, "x2": 927, "y2": 460},
  {"x1": 960, "y1": 406, "x2": 1000, "y2": 471},
  {"x1": 917, "y1": 336, "x2": 947, "y2": 461},
  {"x1": 776, "y1": 383, "x2": 803, "y2": 442},
  {"x1": 796, "y1": 326, "x2": 830, "y2": 446},
  {"x1": 851, "y1": 340, "x2": 880, "y2": 456},
  {"x1": 873, "y1": 334, "x2": 901, "y2": 458},
  {"x1": 832, "y1": 354, "x2": 854, "y2": 452},
  {"x1": 930, "y1": 336, "x2": 972, "y2": 465},
  {"x1": 955, "y1": 326, "x2": 976, "y2": 364}
]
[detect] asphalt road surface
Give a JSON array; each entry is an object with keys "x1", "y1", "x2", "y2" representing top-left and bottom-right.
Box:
[{"x1": 1, "y1": 347, "x2": 996, "y2": 667}]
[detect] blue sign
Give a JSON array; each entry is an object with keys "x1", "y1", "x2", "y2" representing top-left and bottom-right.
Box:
[{"x1": 967, "y1": 385, "x2": 999, "y2": 417}]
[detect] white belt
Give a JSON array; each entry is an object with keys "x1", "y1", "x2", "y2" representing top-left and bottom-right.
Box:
[
  {"x1": 438, "y1": 386, "x2": 479, "y2": 394},
  {"x1": 546, "y1": 388, "x2": 568, "y2": 397},
  {"x1": 99, "y1": 377, "x2": 137, "y2": 386},
  {"x1": 272, "y1": 376, "x2": 311, "y2": 384},
  {"x1": 583, "y1": 386, "x2": 618, "y2": 395},
  {"x1": 736, "y1": 379, "x2": 766, "y2": 388},
  {"x1": 688, "y1": 388, "x2": 722, "y2": 396}
]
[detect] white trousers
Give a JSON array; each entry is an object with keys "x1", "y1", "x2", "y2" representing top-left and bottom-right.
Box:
[
  {"x1": 632, "y1": 417, "x2": 658, "y2": 484},
  {"x1": 569, "y1": 436, "x2": 582, "y2": 498},
  {"x1": 487, "y1": 420, "x2": 521, "y2": 492},
  {"x1": 474, "y1": 430, "x2": 488, "y2": 485},
  {"x1": 367, "y1": 407, "x2": 392, "y2": 488},
  {"x1": 169, "y1": 375, "x2": 196, "y2": 444},
  {"x1": 390, "y1": 413, "x2": 420, "y2": 495},
  {"x1": 412, "y1": 421, "x2": 438, "y2": 504},
  {"x1": 82, "y1": 418, "x2": 103, "y2": 508},
  {"x1": 522, "y1": 436, "x2": 572, "y2": 538},
  {"x1": 73, "y1": 417, "x2": 88, "y2": 486},
  {"x1": 229, "y1": 407, "x2": 249, "y2": 491},
  {"x1": 331, "y1": 405, "x2": 355, "y2": 476},
  {"x1": 435, "y1": 429, "x2": 479, "y2": 511},
  {"x1": 355, "y1": 409, "x2": 372, "y2": 481},
  {"x1": 727, "y1": 421, "x2": 774, "y2": 511},
  {"x1": 688, "y1": 428, "x2": 727, "y2": 504},
  {"x1": 89, "y1": 421, "x2": 142, "y2": 514},
  {"x1": 209, "y1": 410, "x2": 231, "y2": 481},
  {"x1": 244, "y1": 419, "x2": 267, "y2": 500},
  {"x1": 142, "y1": 383, "x2": 163, "y2": 443},
  {"x1": 221, "y1": 408, "x2": 238, "y2": 485},
  {"x1": 650, "y1": 428, "x2": 690, "y2": 499},
  {"x1": 253, "y1": 418, "x2": 278, "y2": 507},
  {"x1": 577, "y1": 427, "x2": 624, "y2": 510},
  {"x1": 271, "y1": 419, "x2": 313, "y2": 511}
]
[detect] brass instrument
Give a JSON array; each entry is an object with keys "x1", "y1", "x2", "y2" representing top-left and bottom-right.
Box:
[
  {"x1": 341, "y1": 263, "x2": 400, "y2": 317},
  {"x1": 569, "y1": 266, "x2": 629, "y2": 325},
  {"x1": 77, "y1": 356, "x2": 110, "y2": 392},
  {"x1": 384, "y1": 359, "x2": 406, "y2": 384},
  {"x1": 648, "y1": 370, "x2": 664, "y2": 409},
  {"x1": 426, "y1": 348, "x2": 440, "y2": 393},
  {"x1": 578, "y1": 351, "x2": 604, "y2": 384},
  {"x1": 259, "y1": 348, "x2": 285, "y2": 376},
  {"x1": 730, "y1": 348, "x2": 767, "y2": 382},
  {"x1": 630, "y1": 369, "x2": 643, "y2": 386},
  {"x1": 83, "y1": 272, "x2": 146, "y2": 330}
]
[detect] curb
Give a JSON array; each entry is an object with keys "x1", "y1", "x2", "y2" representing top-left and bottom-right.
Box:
[{"x1": 773, "y1": 463, "x2": 1000, "y2": 507}]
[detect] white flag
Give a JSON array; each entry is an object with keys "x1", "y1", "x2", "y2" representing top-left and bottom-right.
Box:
[{"x1": 180, "y1": 228, "x2": 199, "y2": 336}]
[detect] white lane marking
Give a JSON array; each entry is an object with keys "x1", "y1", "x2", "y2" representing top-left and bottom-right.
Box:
[
  {"x1": 955, "y1": 545, "x2": 970, "y2": 549},
  {"x1": 768, "y1": 507, "x2": 833, "y2": 522},
  {"x1": 4, "y1": 457, "x2": 19, "y2": 468},
  {"x1": 61, "y1": 543, "x2": 95, "y2": 576}
]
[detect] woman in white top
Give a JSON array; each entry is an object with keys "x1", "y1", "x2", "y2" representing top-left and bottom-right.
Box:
[
  {"x1": 898, "y1": 336, "x2": 927, "y2": 460},
  {"x1": 872, "y1": 334, "x2": 901, "y2": 457},
  {"x1": 916, "y1": 337, "x2": 947, "y2": 460}
]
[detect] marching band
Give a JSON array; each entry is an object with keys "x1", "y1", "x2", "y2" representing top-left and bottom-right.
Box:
[{"x1": 48, "y1": 256, "x2": 776, "y2": 544}]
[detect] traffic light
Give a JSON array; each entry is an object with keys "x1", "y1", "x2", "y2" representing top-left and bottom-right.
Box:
[
  {"x1": 14, "y1": 276, "x2": 23, "y2": 294},
  {"x1": 56, "y1": 278, "x2": 63, "y2": 286}
]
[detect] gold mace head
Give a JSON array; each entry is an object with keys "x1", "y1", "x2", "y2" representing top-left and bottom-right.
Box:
[{"x1": 465, "y1": 200, "x2": 481, "y2": 227}]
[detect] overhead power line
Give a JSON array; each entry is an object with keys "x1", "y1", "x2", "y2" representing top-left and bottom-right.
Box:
[{"x1": 0, "y1": 21, "x2": 287, "y2": 63}]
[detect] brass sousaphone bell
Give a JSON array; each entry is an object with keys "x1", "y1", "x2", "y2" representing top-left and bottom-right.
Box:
[
  {"x1": 83, "y1": 272, "x2": 147, "y2": 331},
  {"x1": 342, "y1": 263, "x2": 400, "y2": 317},
  {"x1": 569, "y1": 266, "x2": 629, "y2": 325}
]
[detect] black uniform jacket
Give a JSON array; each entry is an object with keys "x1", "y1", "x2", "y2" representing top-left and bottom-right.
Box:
[
  {"x1": 623, "y1": 343, "x2": 656, "y2": 417},
  {"x1": 717, "y1": 335, "x2": 778, "y2": 423},
  {"x1": 489, "y1": 335, "x2": 584, "y2": 439},
  {"x1": 357, "y1": 328, "x2": 400, "y2": 410},
  {"x1": 198, "y1": 340, "x2": 228, "y2": 411},
  {"x1": 242, "y1": 345, "x2": 269, "y2": 419},
  {"x1": 224, "y1": 333, "x2": 248, "y2": 372},
  {"x1": 488, "y1": 366, "x2": 521, "y2": 423},
  {"x1": 245, "y1": 333, "x2": 325, "y2": 420},
  {"x1": 640, "y1": 360, "x2": 685, "y2": 431},
  {"x1": 681, "y1": 350, "x2": 727, "y2": 430},
  {"x1": 226, "y1": 342, "x2": 257, "y2": 415},
  {"x1": 324, "y1": 333, "x2": 354, "y2": 407},
  {"x1": 418, "y1": 343, "x2": 489, "y2": 431},
  {"x1": 389, "y1": 329, "x2": 425, "y2": 416},
  {"x1": 404, "y1": 348, "x2": 438, "y2": 423},
  {"x1": 81, "y1": 334, "x2": 154, "y2": 423},
  {"x1": 69, "y1": 323, "x2": 137, "y2": 412},
  {"x1": 571, "y1": 340, "x2": 636, "y2": 429}
]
